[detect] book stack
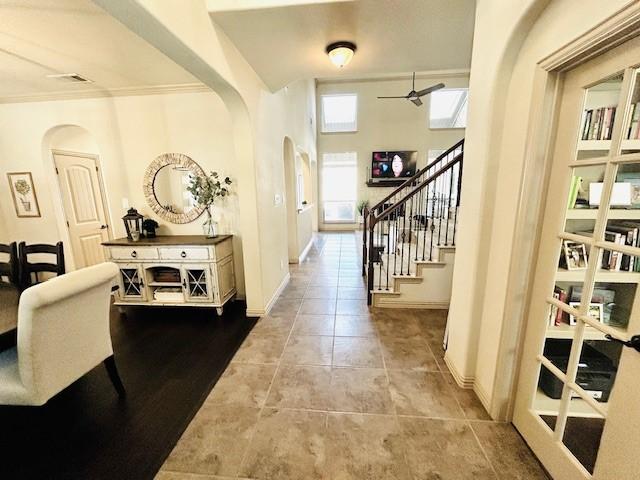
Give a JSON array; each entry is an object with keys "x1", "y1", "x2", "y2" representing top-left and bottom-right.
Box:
[
  {"x1": 581, "y1": 106, "x2": 617, "y2": 141},
  {"x1": 603, "y1": 223, "x2": 640, "y2": 272},
  {"x1": 627, "y1": 102, "x2": 640, "y2": 139}
]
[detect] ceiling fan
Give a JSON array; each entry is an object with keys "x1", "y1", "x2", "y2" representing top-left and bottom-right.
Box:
[{"x1": 377, "y1": 72, "x2": 445, "y2": 107}]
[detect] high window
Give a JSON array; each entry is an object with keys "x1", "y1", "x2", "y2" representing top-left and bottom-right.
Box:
[
  {"x1": 429, "y1": 88, "x2": 468, "y2": 129},
  {"x1": 321, "y1": 94, "x2": 358, "y2": 133},
  {"x1": 321, "y1": 152, "x2": 357, "y2": 223}
]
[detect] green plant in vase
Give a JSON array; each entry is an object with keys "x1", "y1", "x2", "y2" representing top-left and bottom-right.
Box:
[{"x1": 187, "y1": 171, "x2": 232, "y2": 238}]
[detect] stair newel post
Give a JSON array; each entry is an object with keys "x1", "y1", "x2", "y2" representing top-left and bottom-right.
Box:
[
  {"x1": 362, "y1": 206, "x2": 368, "y2": 276},
  {"x1": 367, "y1": 217, "x2": 376, "y2": 305},
  {"x1": 407, "y1": 195, "x2": 414, "y2": 275},
  {"x1": 453, "y1": 156, "x2": 464, "y2": 246},
  {"x1": 385, "y1": 209, "x2": 391, "y2": 290},
  {"x1": 402, "y1": 199, "x2": 408, "y2": 275},
  {"x1": 445, "y1": 165, "x2": 454, "y2": 245},
  {"x1": 429, "y1": 181, "x2": 436, "y2": 261},
  {"x1": 393, "y1": 209, "x2": 398, "y2": 276}
]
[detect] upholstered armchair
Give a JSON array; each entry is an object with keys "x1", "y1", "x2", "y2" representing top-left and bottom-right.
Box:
[{"x1": 0, "y1": 262, "x2": 125, "y2": 406}]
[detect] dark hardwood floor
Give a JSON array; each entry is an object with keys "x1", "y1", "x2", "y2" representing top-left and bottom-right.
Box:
[{"x1": 0, "y1": 302, "x2": 256, "y2": 480}]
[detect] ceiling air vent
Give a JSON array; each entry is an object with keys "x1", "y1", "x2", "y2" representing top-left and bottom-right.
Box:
[{"x1": 45, "y1": 73, "x2": 93, "y2": 83}]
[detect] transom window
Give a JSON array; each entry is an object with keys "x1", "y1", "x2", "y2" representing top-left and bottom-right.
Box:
[
  {"x1": 429, "y1": 88, "x2": 468, "y2": 129},
  {"x1": 321, "y1": 94, "x2": 358, "y2": 133}
]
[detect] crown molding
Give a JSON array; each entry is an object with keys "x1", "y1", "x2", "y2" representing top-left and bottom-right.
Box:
[
  {"x1": 540, "y1": 1, "x2": 640, "y2": 72},
  {"x1": 0, "y1": 83, "x2": 210, "y2": 104},
  {"x1": 315, "y1": 69, "x2": 470, "y2": 85}
]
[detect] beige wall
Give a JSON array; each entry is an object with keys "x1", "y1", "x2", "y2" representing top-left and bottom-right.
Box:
[
  {"x1": 0, "y1": 91, "x2": 248, "y2": 296},
  {"x1": 316, "y1": 75, "x2": 467, "y2": 230},
  {"x1": 445, "y1": 0, "x2": 632, "y2": 418}
]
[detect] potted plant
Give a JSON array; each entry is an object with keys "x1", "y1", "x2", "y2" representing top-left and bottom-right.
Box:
[
  {"x1": 142, "y1": 218, "x2": 159, "y2": 238},
  {"x1": 357, "y1": 200, "x2": 369, "y2": 224},
  {"x1": 187, "y1": 171, "x2": 232, "y2": 238}
]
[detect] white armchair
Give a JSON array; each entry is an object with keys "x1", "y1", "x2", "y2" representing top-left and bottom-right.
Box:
[{"x1": 0, "y1": 262, "x2": 124, "y2": 406}]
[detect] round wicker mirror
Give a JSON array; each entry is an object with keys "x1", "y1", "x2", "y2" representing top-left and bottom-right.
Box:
[{"x1": 143, "y1": 153, "x2": 206, "y2": 224}]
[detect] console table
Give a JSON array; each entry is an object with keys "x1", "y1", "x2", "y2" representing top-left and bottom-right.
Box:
[{"x1": 102, "y1": 235, "x2": 236, "y2": 315}]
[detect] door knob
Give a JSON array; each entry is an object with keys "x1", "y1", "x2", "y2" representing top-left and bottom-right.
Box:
[
  {"x1": 100, "y1": 225, "x2": 108, "y2": 229},
  {"x1": 605, "y1": 334, "x2": 640, "y2": 352}
]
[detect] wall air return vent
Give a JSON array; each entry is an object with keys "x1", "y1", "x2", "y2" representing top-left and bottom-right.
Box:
[{"x1": 45, "y1": 73, "x2": 93, "y2": 83}]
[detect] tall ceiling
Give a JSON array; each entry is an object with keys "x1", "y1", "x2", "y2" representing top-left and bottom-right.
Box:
[
  {"x1": 209, "y1": 0, "x2": 476, "y2": 91},
  {"x1": 0, "y1": 0, "x2": 203, "y2": 102}
]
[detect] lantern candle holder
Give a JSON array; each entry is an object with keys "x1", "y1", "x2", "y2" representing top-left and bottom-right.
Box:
[{"x1": 122, "y1": 208, "x2": 144, "y2": 241}]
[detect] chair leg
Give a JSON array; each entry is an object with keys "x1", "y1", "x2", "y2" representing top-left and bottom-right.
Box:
[{"x1": 104, "y1": 355, "x2": 126, "y2": 398}]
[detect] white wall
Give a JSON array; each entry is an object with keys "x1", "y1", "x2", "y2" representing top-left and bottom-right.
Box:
[
  {"x1": 445, "y1": 0, "x2": 631, "y2": 417},
  {"x1": 316, "y1": 75, "x2": 467, "y2": 230},
  {"x1": 0, "y1": 90, "x2": 248, "y2": 296}
]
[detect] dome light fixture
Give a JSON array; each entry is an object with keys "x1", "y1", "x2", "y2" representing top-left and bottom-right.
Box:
[{"x1": 326, "y1": 41, "x2": 357, "y2": 68}]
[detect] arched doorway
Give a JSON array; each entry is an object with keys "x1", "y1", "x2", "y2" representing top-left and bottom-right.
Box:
[
  {"x1": 43, "y1": 125, "x2": 111, "y2": 270},
  {"x1": 283, "y1": 136, "x2": 298, "y2": 263}
]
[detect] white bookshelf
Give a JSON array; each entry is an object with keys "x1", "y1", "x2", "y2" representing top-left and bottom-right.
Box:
[
  {"x1": 534, "y1": 388, "x2": 608, "y2": 418},
  {"x1": 556, "y1": 268, "x2": 640, "y2": 283},
  {"x1": 566, "y1": 209, "x2": 640, "y2": 220},
  {"x1": 545, "y1": 324, "x2": 608, "y2": 340},
  {"x1": 577, "y1": 139, "x2": 640, "y2": 151}
]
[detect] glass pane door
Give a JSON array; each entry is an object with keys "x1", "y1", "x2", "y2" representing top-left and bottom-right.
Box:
[
  {"x1": 514, "y1": 38, "x2": 640, "y2": 480},
  {"x1": 119, "y1": 266, "x2": 145, "y2": 300},
  {"x1": 183, "y1": 266, "x2": 212, "y2": 302}
]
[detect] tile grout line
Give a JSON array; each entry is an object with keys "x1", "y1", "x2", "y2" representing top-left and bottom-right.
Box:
[{"x1": 234, "y1": 272, "x2": 304, "y2": 479}]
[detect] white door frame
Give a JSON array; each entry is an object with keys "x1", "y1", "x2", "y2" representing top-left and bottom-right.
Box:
[
  {"x1": 493, "y1": 3, "x2": 640, "y2": 421},
  {"x1": 50, "y1": 149, "x2": 113, "y2": 270}
]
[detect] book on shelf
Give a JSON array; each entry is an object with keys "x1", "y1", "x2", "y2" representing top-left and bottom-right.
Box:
[
  {"x1": 627, "y1": 102, "x2": 640, "y2": 139},
  {"x1": 549, "y1": 286, "x2": 568, "y2": 326},
  {"x1": 581, "y1": 106, "x2": 616, "y2": 141},
  {"x1": 602, "y1": 223, "x2": 640, "y2": 272}
]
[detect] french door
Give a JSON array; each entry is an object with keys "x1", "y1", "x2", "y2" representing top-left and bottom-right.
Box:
[{"x1": 514, "y1": 36, "x2": 640, "y2": 479}]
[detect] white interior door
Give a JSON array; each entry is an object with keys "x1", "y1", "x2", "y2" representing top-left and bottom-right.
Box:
[
  {"x1": 53, "y1": 151, "x2": 110, "y2": 269},
  {"x1": 513, "y1": 35, "x2": 640, "y2": 480}
]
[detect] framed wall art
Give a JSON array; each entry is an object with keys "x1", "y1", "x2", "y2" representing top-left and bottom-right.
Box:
[{"x1": 7, "y1": 172, "x2": 41, "y2": 218}]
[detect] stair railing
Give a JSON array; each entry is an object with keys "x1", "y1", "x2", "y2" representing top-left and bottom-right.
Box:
[
  {"x1": 361, "y1": 140, "x2": 464, "y2": 278},
  {"x1": 363, "y1": 144, "x2": 464, "y2": 305}
]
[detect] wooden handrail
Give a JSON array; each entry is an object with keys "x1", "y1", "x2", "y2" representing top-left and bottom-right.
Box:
[
  {"x1": 369, "y1": 153, "x2": 463, "y2": 226},
  {"x1": 369, "y1": 139, "x2": 464, "y2": 212}
]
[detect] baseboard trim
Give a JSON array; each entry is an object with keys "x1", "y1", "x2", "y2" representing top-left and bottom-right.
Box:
[
  {"x1": 298, "y1": 238, "x2": 314, "y2": 263},
  {"x1": 373, "y1": 298, "x2": 449, "y2": 309},
  {"x1": 473, "y1": 382, "x2": 493, "y2": 417},
  {"x1": 245, "y1": 273, "x2": 290, "y2": 318},
  {"x1": 443, "y1": 352, "x2": 475, "y2": 389}
]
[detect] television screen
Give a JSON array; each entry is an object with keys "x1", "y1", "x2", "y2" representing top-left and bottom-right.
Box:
[{"x1": 371, "y1": 151, "x2": 418, "y2": 179}]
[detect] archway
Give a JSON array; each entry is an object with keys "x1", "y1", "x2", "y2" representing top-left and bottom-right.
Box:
[{"x1": 283, "y1": 136, "x2": 298, "y2": 263}]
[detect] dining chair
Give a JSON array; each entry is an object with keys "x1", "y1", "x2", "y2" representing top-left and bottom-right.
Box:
[
  {"x1": 0, "y1": 262, "x2": 125, "y2": 406},
  {"x1": 0, "y1": 242, "x2": 18, "y2": 285},
  {"x1": 18, "y1": 241, "x2": 65, "y2": 289}
]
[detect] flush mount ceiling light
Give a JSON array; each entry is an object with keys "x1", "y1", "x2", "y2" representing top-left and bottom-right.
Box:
[{"x1": 326, "y1": 41, "x2": 356, "y2": 68}]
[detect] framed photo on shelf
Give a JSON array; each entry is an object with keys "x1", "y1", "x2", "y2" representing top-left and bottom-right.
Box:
[
  {"x1": 563, "y1": 240, "x2": 588, "y2": 270},
  {"x1": 7, "y1": 172, "x2": 40, "y2": 218},
  {"x1": 617, "y1": 173, "x2": 640, "y2": 208},
  {"x1": 568, "y1": 302, "x2": 603, "y2": 326}
]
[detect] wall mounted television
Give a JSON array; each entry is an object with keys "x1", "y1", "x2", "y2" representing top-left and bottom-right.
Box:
[{"x1": 371, "y1": 151, "x2": 417, "y2": 180}]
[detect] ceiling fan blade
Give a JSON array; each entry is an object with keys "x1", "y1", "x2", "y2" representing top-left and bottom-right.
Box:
[
  {"x1": 410, "y1": 97, "x2": 423, "y2": 107},
  {"x1": 415, "y1": 83, "x2": 446, "y2": 97},
  {"x1": 377, "y1": 96, "x2": 409, "y2": 99}
]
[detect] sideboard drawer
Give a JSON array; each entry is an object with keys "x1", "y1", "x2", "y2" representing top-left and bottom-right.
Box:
[
  {"x1": 111, "y1": 247, "x2": 158, "y2": 260},
  {"x1": 159, "y1": 247, "x2": 209, "y2": 260}
]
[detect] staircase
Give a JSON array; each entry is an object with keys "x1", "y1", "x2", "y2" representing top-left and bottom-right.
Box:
[{"x1": 362, "y1": 140, "x2": 464, "y2": 307}]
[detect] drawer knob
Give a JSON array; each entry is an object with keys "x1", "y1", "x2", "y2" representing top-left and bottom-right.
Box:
[
  {"x1": 131, "y1": 251, "x2": 137, "y2": 258},
  {"x1": 181, "y1": 251, "x2": 187, "y2": 258}
]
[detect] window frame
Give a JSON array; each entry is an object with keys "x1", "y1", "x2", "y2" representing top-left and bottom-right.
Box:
[
  {"x1": 320, "y1": 151, "x2": 358, "y2": 224},
  {"x1": 320, "y1": 93, "x2": 358, "y2": 134},
  {"x1": 428, "y1": 88, "x2": 469, "y2": 130}
]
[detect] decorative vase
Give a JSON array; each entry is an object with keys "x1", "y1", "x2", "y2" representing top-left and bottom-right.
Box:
[{"x1": 202, "y1": 207, "x2": 217, "y2": 238}]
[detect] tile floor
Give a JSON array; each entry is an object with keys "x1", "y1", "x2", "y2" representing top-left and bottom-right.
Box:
[{"x1": 157, "y1": 232, "x2": 549, "y2": 480}]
